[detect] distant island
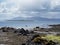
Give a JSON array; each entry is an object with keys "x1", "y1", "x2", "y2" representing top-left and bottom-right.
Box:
[{"x1": 7, "y1": 20, "x2": 34, "y2": 21}]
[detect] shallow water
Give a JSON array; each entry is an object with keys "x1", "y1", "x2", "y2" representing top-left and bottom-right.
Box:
[{"x1": 0, "y1": 20, "x2": 60, "y2": 28}]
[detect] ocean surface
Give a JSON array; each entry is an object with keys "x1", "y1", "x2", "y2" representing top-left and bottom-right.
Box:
[{"x1": 0, "y1": 20, "x2": 60, "y2": 29}]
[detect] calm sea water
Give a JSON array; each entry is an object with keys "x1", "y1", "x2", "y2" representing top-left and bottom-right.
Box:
[{"x1": 0, "y1": 20, "x2": 60, "y2": 29}]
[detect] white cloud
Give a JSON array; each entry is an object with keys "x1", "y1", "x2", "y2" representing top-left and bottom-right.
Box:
[
  {"x1": 39, "y1": 12, "x2": 60, "y2": 19},
  {"x1": 51, "y1": 0, "x2": 60, "y2": 9},
  {"x1": 0, "y1": 0, "x2": 60, "y2": 21}
]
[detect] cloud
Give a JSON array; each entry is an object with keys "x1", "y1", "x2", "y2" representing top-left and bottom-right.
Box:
[
  {"x1": 0, "y1": 0, "x2": 60, "y2": 21},
  {"x1": 38, "y1": 12, "x2": 60, "y2": 19},
  {"x1": 51, "y1": 0, "x2": 60, "y2": 9}
]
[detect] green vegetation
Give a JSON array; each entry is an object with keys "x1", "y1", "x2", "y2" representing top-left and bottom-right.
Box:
[
  {"x1": 43, "y1": 35, "x2": 60, "y2": 43},
  {"x1": 32, "y1": 35, "x2": 60, "y2": 43}
]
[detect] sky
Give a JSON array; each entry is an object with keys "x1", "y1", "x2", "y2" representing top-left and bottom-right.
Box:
[{"x1": 0, "y1": 0, "x2": 60, "y2": 21}]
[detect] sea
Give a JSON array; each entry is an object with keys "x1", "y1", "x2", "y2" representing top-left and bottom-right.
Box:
[{"x1": 0, "y1": 20, "x2": 60, "y2": 29}]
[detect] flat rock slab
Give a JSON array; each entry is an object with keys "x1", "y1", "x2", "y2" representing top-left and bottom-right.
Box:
[{"x1": 0, "y1": 44, "x2": 8, "y2": 45}]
